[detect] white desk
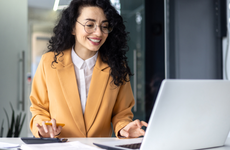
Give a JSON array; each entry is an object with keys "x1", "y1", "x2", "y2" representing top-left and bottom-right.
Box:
[{"x1": 1, "y1": 137, "x2": 230, "y2": 149}]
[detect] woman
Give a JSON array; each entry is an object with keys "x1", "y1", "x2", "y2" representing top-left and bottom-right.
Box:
[{"x1": 30, "y1": 0, "x2": 147, "y2": 138}]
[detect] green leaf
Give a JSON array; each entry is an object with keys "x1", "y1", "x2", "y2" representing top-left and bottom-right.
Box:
[
  {"x1": 19, "y1": 114, "x2": 26, "y2": 135},
  {"x1": 3, "y1": 108, "x2": 9, "y2": 129},
  {"x1": 7, "y1": 108, "x2": 15, "y2": 137},
  {"x1": 0, "y1": 120, "x2": 4, "y2": 137},
  {"x1": 9, "y1": 102, "x2": 13, "y2": 111},
  {"x1": 14, "y1": 113, "x2": 26, "y2": 137},
  {"x1": 3, "y1": 102, "x2": 26, "y2": 137},
  {"x1": 14, "y1": 115, "x2": 20, "y2": 137}
]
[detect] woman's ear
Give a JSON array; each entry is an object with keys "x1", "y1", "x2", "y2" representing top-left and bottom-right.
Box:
[{"x1": 72, "y1": 28, "x2": 76, "y2": 35}]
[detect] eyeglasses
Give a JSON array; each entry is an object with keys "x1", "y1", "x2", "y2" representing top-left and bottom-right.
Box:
[{"x1": 77, "y1": 20, "x2": 113, "y2": 34}]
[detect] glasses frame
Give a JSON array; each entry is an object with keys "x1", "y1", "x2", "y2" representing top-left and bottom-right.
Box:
[{"x1": 76, "y1": 20, "x2": 113, "y2": 34}]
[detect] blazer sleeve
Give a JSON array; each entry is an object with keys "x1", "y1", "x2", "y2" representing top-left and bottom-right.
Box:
[
  {"x1": 111, "y1": 80, "x2": 135, "y2": 137},
  {"x1": 30, "y1": 56, "x2": 51, "y2": 137}
]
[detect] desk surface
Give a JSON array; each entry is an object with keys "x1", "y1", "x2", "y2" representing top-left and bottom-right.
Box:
[{"x1": 1, "y1": 137, "x2": 230, "y2": 149}]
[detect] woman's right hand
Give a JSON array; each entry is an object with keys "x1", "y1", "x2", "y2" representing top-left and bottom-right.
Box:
[{"x1": 36, "y1": 118, "x2": 62, "y2": 138}]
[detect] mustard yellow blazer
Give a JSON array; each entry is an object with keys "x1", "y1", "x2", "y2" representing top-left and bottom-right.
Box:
[{"x1": 30, "y1": 49, "x2": 135, "y2": 138}]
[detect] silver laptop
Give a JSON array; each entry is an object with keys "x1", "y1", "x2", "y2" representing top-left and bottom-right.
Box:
[{"x1": 94, "y1": 79, "x2": 230, "y2": 150}]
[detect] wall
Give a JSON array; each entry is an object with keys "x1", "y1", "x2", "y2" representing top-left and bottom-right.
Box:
[
  {"x1": 165, "y1": 0, "x2": 225, "y2": 79},
  {"x1": 0, "y1": 0, "x2": 28, "y2": 137}
]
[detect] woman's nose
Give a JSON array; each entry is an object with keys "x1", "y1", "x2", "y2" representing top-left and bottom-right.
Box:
[{"x1": 93, "y1": 25, "x2": 103, "y2": 36}]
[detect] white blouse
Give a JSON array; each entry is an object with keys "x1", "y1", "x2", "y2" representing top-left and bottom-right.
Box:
[{"x1": 71, "y1": 48, "x2": 98, "y2": 113}]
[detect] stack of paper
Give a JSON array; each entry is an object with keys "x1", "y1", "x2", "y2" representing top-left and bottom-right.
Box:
[
  {"x1": 0, "y1": 142, "x2": 20, "y2": 149},
  {"x1": 20, "y1": 141, "x2": 100, "y2": 150}
]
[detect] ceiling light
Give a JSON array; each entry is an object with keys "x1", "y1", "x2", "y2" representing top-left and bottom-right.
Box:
[{"x1": 53, "y1": 0, "x2": 60, "y2": 11}]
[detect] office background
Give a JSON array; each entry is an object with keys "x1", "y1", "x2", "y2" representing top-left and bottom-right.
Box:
[{"x1": 0, "y1": 0, "x2": 227, "y2": 137}]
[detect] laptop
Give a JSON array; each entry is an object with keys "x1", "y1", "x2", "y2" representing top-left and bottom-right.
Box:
[{"x1": 94, "y1": 79, "x2": 230, "y2": 150}]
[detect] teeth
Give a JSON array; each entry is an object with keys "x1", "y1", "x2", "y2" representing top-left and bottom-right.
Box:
[{"x1": 89, "y1": 38, "x2": 100, "y2": 43}]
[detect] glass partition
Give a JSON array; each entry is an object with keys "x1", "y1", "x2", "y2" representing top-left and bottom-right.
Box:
[{"x1": 120, "y1": 0, "x2": 146, "y2": 122}]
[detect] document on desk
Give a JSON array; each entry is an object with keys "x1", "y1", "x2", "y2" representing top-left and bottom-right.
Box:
[
  {"x1": 0, "y1": 142, "x2": 20, "y2": 149},
  {"x1": 20, "y1": 141, "x2": 100, "y2": 150}
]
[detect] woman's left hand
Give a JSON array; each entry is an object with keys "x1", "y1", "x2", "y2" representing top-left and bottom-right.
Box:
[{"x1": 119, "y1": 119, "x2": 148, "y2": 138}]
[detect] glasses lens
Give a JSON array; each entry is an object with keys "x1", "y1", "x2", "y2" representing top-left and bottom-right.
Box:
[
  {"x1": 84, "y1": 21, "x2": 113, "y2": 34},
  {"x1": 101, "y1": 22, "x2": 113, "y2": 34},
  {"x1": 85, "y1": 21, "x2": 96, "y2": 33}
]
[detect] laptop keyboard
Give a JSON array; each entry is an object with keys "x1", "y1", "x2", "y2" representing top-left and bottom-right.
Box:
[{"x1": 116, "y1": 142, "x2": 141, "y2": 149}]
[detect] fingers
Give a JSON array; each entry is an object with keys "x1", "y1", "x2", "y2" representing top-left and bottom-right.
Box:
[
  {"x1": 57, "y1": 126, "x2": 62, "y2": 133},
  {"x1": 47, "y1": 125, "x2": 54, "y2": 138},
  {"x1": 51, "y1": 118, "x2": 57, "y2": 132},
  {"x1": 134, "y1": 119, "x2": 142, "y2": 128},
  {"x1": 42, "y1": 121, "x2": 48, "y2": 133},
  {"x1": 141, "y1": 121, "x2": 148, "y2": 127},
  {"x1": 54, "y1": 126, "x2": 62, "y2": 136},
  {"x1": 120, "y1": 128, "x2": 129, "y2": 138},
  {"x1": 37, "y1": 122, "x2": 49, "y2": 138},
  {"x1": 36, "y1": 123, "x2": 41, "y2": 128},
  {"x1": 36, "y1": 123, "x2": 44, "y2": 137},
  {"x1": 139, "y1": 128, "x2": 145, "y2": 136},
  {"x1": 36, "y1": 119, "x2": 61, "y2": 138},
  {"x1": 133, "y1": 120, "x2": 148, "y2": 128},
  {"x1": 48, "y1": 123, "x2": 62, "y2": 138},
  {"x1": 122, "y1": 120, "x2": 148, "y2": 138},
  {"x1": 36, "y1": 123, "x2": 45, "y2": 134},
  {"x1": 48, "y1": 119, "x2": 57, "y2": 138}
]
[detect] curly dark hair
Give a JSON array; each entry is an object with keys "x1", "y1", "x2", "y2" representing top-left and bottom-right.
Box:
[{"x1": 48, "y1": 0, "x2": 132, "y2": 86}]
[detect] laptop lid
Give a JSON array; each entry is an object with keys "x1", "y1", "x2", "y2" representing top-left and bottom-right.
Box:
[
  {"x1": 141, "y1": 79, "x2": 230, "y2": 150},
  {"x1": 94, "y1": 79, "x2": 230, "y2": 150}
]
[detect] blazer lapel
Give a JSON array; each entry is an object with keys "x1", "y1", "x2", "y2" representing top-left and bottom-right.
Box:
[
  {"x1": 56, "y1": 49, "x2": 86, "y2": 136},
  {"x1": 84, "y1": 54, "x2": 110, "y2": 133}
]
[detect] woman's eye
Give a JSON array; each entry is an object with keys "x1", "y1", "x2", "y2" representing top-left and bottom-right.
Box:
[
  {"x1": 102, "y1": 26, "x2": 108, "y2": 29},
  {"x1": 86, "y1": 24, "x2": 94, "y2": 28}
]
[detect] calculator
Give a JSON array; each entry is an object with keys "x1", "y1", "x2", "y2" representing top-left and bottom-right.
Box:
[{"x1": 21, "y1": 137, "x2": 68, "y2": 144}]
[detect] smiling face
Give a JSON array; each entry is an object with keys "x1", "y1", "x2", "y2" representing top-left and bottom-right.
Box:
[{"x1": 72, "y1": 6, "x2": 109, "y2": 60}]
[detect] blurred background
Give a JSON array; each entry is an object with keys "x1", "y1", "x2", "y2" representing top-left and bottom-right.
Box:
[{"x1": 0, "y1": 0, "x2": 228, "y2": 137}]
